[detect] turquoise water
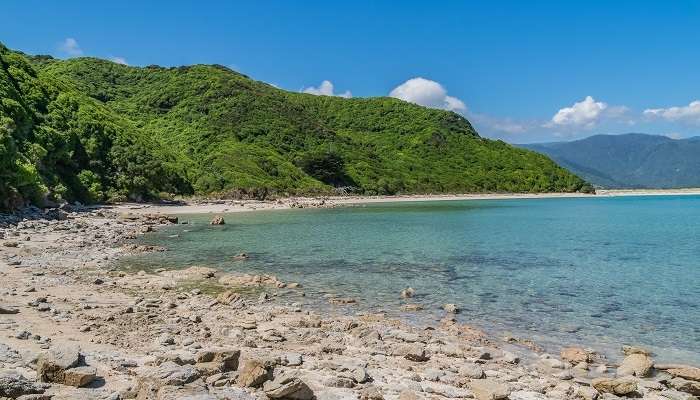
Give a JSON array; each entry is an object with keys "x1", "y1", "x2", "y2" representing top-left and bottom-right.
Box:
[{"x1": 123, "y1": 196, "x2": 700, "y2": 363}]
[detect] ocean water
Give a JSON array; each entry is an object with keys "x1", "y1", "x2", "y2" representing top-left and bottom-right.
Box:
[{"x1": 121, "y1": 195, "x2": 700, "y2": 364}]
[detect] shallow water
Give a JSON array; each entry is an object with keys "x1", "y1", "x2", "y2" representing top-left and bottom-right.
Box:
[{"x1": 121, "y1": 195, "x2": 700, "y2": 363}]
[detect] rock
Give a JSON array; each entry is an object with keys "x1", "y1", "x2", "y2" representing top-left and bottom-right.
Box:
[
  {"x1": 459, "y1": 364, "x2": 485, "y2": 379},
  {"x1": 617, "y1": 353, "x2": 653, "y2": 377},
  {"x1": 216, "y1": 290, "x2": 241, "y2": 305},
  {"x1": 575, "y1": 386, "x2": 599, "y2": 400},
  {"x1": 2, "y1": 241, "x2": 19, "y2": 247},
  {"x1": 237, "y1": 359, "x2": 271, "y2": 388},
  {"x1": 401, "y1": 304, "x2": 423, "y2": 311},
  {"x1": 0, "y1": 306, "x2": 19, "y2": 314},
  {"x1": 285, "y1": 353, "x2": 303, "y2": 366},
  {"x1": 359, "y1": 385, "x2": 384, "y2": 400},
  {"x1": 324, "y1": 376, "x2": 355, "y2": 388},
  {"x1": 668, "y1": 367, "x2": 700, "y2": 382},
  {"x1": 93, "y1": 278, "x2": 104, "y2": 285},
  {"x1": 232, "y1": 253, "x2": 249, "y2": 260},
  {"x1": 62, "y1": 366, "x2": 97, "y2": 387},
  {"x1": 398, "y1": 390, "x2": 422, "y2": 400},
  {"x1": 443, "y1": 303, "x2": 460, "y2": 313},
  {"x1": 263, "y1": 373, "x2": 315, "y2": 399},
  {"x1": 400, "y1": 287, "x2": 416, "y2": 298},
  {"x1": 210, "y1": 216, "x2": 225, "y2": 225},
  {"x1": 135, "y1": 362, "x2": 201, "y2": 398},
  {"x1": 36, "y1": 346, "x2": 81, "y2": 383},
  {"x1": 591, "y1": 377, "x2": 637, "y2": 396},
  {"x1": 195, "y1": 349, "x2": 240, "y2": 372},
  {"x1": 469, "y1": 379, "x2": 511, "y2": 400},
  {"x1": 0, "y1": 371, "x2": 46, "y2": 398},
  {"x1": 669, "y1": 378, "x2": 700, "y2": 396},
  {"x1": 393, "y1": 344, "x2": 429, "y2": 362},
  {"x1": 621, "y1": 345, "x2": 652, "y2": 356},
  {"x1": 561, "y1": 347, "x2": 591, "y2": 364},
  {"x1": 328, "y1": 297, "x2": 357, "y2": 305}
]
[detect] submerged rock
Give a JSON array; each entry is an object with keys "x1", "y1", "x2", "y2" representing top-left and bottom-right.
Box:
[
  {"x1": 400, "y1": 287, "x2": 416, "y2": 298},
  {"x1": 592, "y1": 377, "x2": 637, "y2": 396},
  {"x1": 210, "y1": 216, "x2": 225, "y2": 225}
]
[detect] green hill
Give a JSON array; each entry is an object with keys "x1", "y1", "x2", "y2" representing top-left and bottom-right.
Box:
[
  {"x1": 521, "y1": 134, "x2": 700, "y2": 189},
  {"x1": 0, "y1": 42, "x2": 591, "y2": 209}
]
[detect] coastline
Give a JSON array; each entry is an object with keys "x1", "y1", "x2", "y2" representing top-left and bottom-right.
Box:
[
  {"x1": 1, "y1": 207, "x2": 699, "y2": 399},
  {"x1": 109, "y1": 188, "x2": 700, "y2": 216}
]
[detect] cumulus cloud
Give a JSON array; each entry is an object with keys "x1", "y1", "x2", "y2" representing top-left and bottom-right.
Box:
[
  {"x1": 302, "y1": 80, "x2": 352, "y2": 98},
  {"x1": 389, "y1": 77, "x2": 466, "y2": 112},
  {"x1": 58, "y1": 38, "x2": 83, "y2": 57},
  {"x1": 644, "y1": 100, "x2": 700, "y2": 124},
  {"x1": 545, "y1": 96, "x2": 608, "y2": 128},
  {"x1": 109, "y1": 56, "x2": 128, "y2": 65}
]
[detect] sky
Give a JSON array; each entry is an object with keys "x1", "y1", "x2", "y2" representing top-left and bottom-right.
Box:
[{"x1": 2, "y1": 0, "x2": 700, "y2": 143}]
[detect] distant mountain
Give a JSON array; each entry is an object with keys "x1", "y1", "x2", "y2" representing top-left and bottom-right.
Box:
[{"x1": 521, "y1": 134, "x2": 700, "y2": 188}]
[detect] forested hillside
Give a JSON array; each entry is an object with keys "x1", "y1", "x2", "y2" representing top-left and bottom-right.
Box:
[
  {"x1": 522, "y1": 134, "x2": 700, "y2": 188},
  {"x1": 0, "y1": 42, "x2": 591, "y2": 209}
]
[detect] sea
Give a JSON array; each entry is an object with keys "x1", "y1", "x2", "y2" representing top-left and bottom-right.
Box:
[{"x1": 120, "y1": 195, "x2": 700, "y2": 364}]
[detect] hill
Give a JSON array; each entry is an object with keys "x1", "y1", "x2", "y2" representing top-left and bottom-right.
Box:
[
  {"x1": 0, "y1": 42, "x2": 591, "y2": 209},
  {"x1": 521, "y1": 134, "x2": 700, "y2": 188}
]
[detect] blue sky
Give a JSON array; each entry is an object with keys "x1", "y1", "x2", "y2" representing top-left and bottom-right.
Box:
[{"x1": 2, "y1": 0, "x2": 699, "y2": 142}]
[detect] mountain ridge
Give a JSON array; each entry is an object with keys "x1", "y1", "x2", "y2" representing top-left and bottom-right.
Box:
[
  {"x1": 0, "y1": 42, "x2": 591, "y2": 209},
  {"x1": 521, "y1": 133, "x2": 700, "y2": 188}
]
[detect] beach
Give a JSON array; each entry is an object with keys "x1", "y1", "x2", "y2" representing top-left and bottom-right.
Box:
[{"x1": 1, "y1": 201, "x2": 699, "y2": 399}]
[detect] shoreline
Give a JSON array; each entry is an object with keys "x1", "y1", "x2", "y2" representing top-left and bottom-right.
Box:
[
  {"x1": 109, "y1": 188, "x2": 700, "y2": 216},
  {"x1": 1, "y1": 207, "x2": 699, "y2": 399}
]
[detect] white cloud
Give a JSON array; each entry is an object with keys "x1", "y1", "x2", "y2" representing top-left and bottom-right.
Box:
[
  {"x1": 109, "y1": 56, "x2": 128, "y2": 65},
  {"x1": 302, "y1": 80, "x2": 352, "y2": 98},
  {"x1": 644, "y1": 100, "x2": 700, "y2": 124},
  {"x1": 389, "y1": 77, "x2": 466, "y2": 112},
  {"x1": 545, "y1": 96, "x2": 608, "y2": 128},
  {"x1": 58, "y1": 38, "x2": 83, "y2": 57}
]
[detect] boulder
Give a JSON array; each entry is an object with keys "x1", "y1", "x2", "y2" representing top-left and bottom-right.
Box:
[
  {"x1": 0, "y1": 371, "x2": 46, "y2": 398},
  {"x1": 591, "y1": 377, "x2": 637, "y2": 396},
  {"x1": 560, "y1": 347, "x2": 591, "y2": 364},
  {"x1": 236, "y1": 360, "x2": 271, "y2": 388},
  {"x1": 62, "y1": 366, "x2": 97, "y2": 387},
  {"x1": 459, "y1": 364, "x2": 485, "y2": 379},
  {"x1": 617, "y1": 353, "x2": 653, "y2": 377},
  {"x1": 668, "y1": 367, "x2": 700, "y2": 382},
  {"x1": 669, "y1": 377, "x2": 700, "y2": 396},
  {"x1": 263, "y1": 373, "x2": 315, "y2": 399},
  {"x1": 135, "y1": 361, "x2": 200, "y2": 398},
  {"x1": 443, "y1": 303, "x2": 460, "y2": 313},
  {"x1": 210, "y1": 216, "x2": 225, "y2": 225},
  {"x1": 621, "y1": 345, "x2": 652, "y2": 356},
  {"x1": 36, "y1": 346, "x2": 81, "y2": 383},
  {"x1": 195, "y1": 349, "x2": 240, "y2": 372},
  {"x1": 469, "y1": 379, "x2": 511, "y2": 400},
  {"x1": 400, "y1": 287, "x2": 416, "y2": 298}
]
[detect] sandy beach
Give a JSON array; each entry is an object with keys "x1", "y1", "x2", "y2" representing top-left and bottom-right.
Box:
[{"x1": 0, "y1": 203, "x2": 699, "y2": 399}]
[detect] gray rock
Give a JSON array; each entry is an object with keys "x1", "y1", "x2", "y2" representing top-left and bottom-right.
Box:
[
  {"x1": 0, "y1": 306, "x2": 19, "y2": 314},
  {"x1": 0, "y1": 371, "x2": 46, "y2": 398},
  {"x1": 459, "y1": 363, "x2": 485, "y2": 379},
  {"x1": 263, "y1": 373, "x2": 315, "y2": 399}
]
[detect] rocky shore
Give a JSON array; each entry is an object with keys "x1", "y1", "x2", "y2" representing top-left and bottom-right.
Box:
[{"x1": 1, "y1": 205, "x2": 698, "y2": 400}]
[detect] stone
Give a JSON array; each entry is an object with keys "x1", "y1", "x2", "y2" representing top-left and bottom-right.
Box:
[
  {"x1": 668, "y1": 367, "x2": 700, "y2": 382},
  {"x1": 324, "y1": 376, "x2": 355, "y2": 388},
  {"x1": 400, "y1": 287, "x2": 416, "y2": 298},
  {"x1": 135, "y1": 362, "x2": 201, "y2": 397},
  {"x1": 621, "y1": 345, "x2": 652, "y2": 356},
  {"x1": 0, "y1": 306, "x2": 19, "y2": 314},
  {"x1": 359, "y1": 385, "x2": 384, "y2": 400},
  {"x1": 285, "y1": 353, "x2": 303, "y2": 366},
  {"x1": 62, "y1": 366, "x2": 97, "y2": 387},
  {"x1": 469, "y1": 379, "x2": 511, "y2": 400},
  {"x1": 216, "y1": 290, "x2": 241, "y2": 305},
  {"x1": 210, "y1": 216, "x2": 225, "y2": 225},
  {"x1": 575, "y1": 386, "x2": 599, "y2": 400},
  {"x1": 195, "y1": 349, "x2": 240, "y2": 372},
  {"x1": 398, "y1": 390, "x2": 422, "y2": 400},
  {"x1": 36, "y1": 346, "x2": 81, "y2": 383},
  {"x1": 591, "y1": 377, "x2": 637, "y2": 396},
  {"x1": 443, "y1": 303, "x2": 460, "y2": 313},
  {"x1": 459, "y1": 363, "x2": 485, "y2": 379},
  {"x1": 393, "y1": 343, "x2": 429, "y2": 362},
  {"x1": 263, "y1": 373, "x2": 315, "y2": 399},
  {"x1": 401, "y1": 304, "x2": 423, "y2": 311},
  {"x1": 669, "y1": 377, "x2": 700, "y2": 396},
  {"x1": 0, "y1": 371, "x2": 46, "y2": 398},
  {"x1": 617, "y1": 353, "x2": 653, "y2": 377},
  {"x1": 561, "y1": 347, "x2": 591, "y2": 364},
  {"x1": 237, "y1": 359, "x2": 271, "y2": 388}
]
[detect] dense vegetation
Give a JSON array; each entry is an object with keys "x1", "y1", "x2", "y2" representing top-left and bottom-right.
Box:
[
  {"x1": 522, "y1": 134, "x2": 700, "y2": 189},
  {"x1": 0, "y1": 41, "x2": 591, "y2": 209}
]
